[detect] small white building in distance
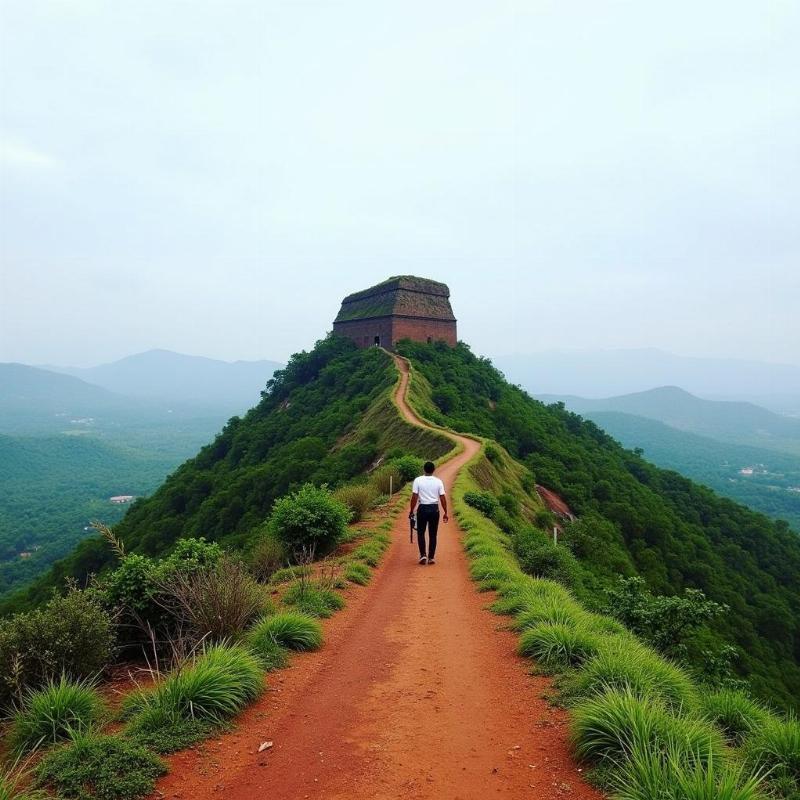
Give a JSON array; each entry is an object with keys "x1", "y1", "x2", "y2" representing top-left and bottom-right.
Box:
[{"x1": 110, "y1": 495, "x2": 135, "y2": 504}]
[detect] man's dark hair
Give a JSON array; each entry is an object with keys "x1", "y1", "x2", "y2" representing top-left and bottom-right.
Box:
[{"x1": 423, "y1": 461, "x2": 435, "y2": 474}]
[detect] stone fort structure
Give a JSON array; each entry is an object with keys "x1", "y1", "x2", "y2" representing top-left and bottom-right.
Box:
[{"x1": 333, "y1": 276, "x2": 457, "y2": 350}]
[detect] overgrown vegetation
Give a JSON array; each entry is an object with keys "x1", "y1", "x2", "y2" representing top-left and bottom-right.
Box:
[
  {"x1": 398, "y1": 339, "x2": 800, "y2": 709},
  {"x1": 453, "y1": 437, "x2": 800, "y2": 800}
]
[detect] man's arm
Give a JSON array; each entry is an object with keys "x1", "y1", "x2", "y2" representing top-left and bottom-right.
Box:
[{"x1": 440, "y1": 494, "x2": 449, "y2": 523}]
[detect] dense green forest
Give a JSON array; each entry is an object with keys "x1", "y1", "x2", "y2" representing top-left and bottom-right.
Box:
[
  {"x1": 397, "y1": 341, "x2": 800, "y2": 709},
  {"x1": 586, "y1": 411, "x2": 800, "y2": 531},
  {"x1": 0, "y1": 435, "x2": 177, "y2": 598},
  {"x1": 2, "y1": 338, "x2": 449, "y2": 613}
]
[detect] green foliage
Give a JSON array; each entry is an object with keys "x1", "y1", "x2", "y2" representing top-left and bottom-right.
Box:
[
  {"x1": 268, "y1": 565, "x2": 311, "y2": 585},
  {"x1": 343, "y1": 561, "x2": 371, "y2": 585},
  {"x1": 371, "y1": 465, "x2": 404, "y2": 495},
  {"x1": 571, "y1": 688, "x2": 724, "y2": 766},
  {"x1": 8, "y1": 339, "x2": 396, "y2": 613},
  {"x1": 745, "y1": 715, "x2": 800, "y2": 786},
  {"x1": 282, "y1": 581, "x2": 345, "y2": 618},
  {"x1": 128, "y1": 644, "x2": 263, "y2": 729},
  {"x1": 463, "y1": 491, "x2": 498, "y2": 517},
  {"x1": 0, "y1": 588, "x2": 114, "y2": 711},
  {"x1": 513, "y1": 527, "x2": 581, "y2": 587},
  {"x1": 333, "y1": 484, "x2": 377, "y2": 523},
  {"x1": 604, "y1": 576, "x2": 728, "y2": 660},
  {"x1": 389, "y1": 455, "x2": 424, "y2": 482},
  {"x1": 699, "y1": 688, "x2": 773, "y2": 745},
  {"x1": 127, "y1": 716, "x2": 212, "y2": 755},
  {"x1": 398, "y1": 339, "x2": 800, "y2": 709},
  {"x1": 36, "y1": 730, "x2": 165, "y2": 800},
  {"x1": 268, "y1": 484, "x2": 350, "y2": 555},
  {"x1": 247, "y1": 612, "x2": 323, "y2": 652},
  {"x1": 517, "y1": 623, "x2": 603, "y2": 669},
  {"x1": 9, "y1": 676, "x2": 105, "y2": 754},
  {"x1": 612, "y1": 746, "x2": 767, "y2": 800},
  {"x1": 570, "y1": 642, "x2": 698, "y2": 711},
  {"x1": 247, "y1": 635, "x2": 290, "y2": 673},
  {"x1": 157, "y1": 556, "x2": 269, "y2": 643},
  {"x1": 247, "y1": 532, "x2": 287, "y2": 582}
]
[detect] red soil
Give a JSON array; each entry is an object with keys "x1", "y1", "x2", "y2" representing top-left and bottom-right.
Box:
[{"x1": 152, "y1": 356, "x2": 602, "y2": 800}]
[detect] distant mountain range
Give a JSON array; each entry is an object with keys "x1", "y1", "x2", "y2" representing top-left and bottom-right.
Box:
[
  {"x1": 537, "y1": 386, "x2": 800, "y2": 455},
  {"x1": 496, "y1": 348, "x2": 800, "y2": 414},
  {"x1": 45, "y1": 349, "x2": 283, "y2": 407}
]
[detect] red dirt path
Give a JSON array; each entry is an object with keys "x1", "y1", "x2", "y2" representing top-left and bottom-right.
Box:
[{"x1": 152, "y1": 356, "x2": 602, "y2": 800}]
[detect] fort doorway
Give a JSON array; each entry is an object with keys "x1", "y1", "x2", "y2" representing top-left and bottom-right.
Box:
[{"x1": 374, "y1": 335, "x2": 381, "y2": 346}]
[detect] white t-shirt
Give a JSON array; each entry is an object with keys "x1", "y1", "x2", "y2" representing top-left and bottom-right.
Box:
[{"x1": 412, "y1": 475, "x2": 446, "y2": 505}]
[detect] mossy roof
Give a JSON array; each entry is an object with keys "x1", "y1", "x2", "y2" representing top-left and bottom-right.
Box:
[{"x1": 334, "y1": 276, "x2": 456, "y2": 323}]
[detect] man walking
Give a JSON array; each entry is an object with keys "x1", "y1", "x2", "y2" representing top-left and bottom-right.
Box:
[{"x1": 409, "y1": 461, "x2": 449, "y2": 565}]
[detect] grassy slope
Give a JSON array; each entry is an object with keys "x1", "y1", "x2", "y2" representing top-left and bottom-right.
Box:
[{"x1": 398, "y1": 340, "x2": 800, "y2": 710}]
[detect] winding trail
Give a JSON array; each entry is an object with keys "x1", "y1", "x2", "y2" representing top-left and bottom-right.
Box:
[{"x1": 153, "y1": 355, "x2": 602, "y2": 800}]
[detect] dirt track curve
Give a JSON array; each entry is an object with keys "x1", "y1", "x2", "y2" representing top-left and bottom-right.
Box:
[{"x1": 153, "y1": 355, "x2": 602, "y2": 800}]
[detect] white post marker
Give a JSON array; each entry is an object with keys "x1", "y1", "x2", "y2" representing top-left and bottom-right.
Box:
[
  {"x1": 389, "y1": 475, "x2": 393, "y2": 495},
  {"x1": 553, "y1": 526, "x2": 558, "y2": 545}
]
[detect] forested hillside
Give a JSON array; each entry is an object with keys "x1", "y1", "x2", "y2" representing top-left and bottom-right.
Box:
[
  {"x1": 0, "y1": 435, "x2": 176, "y2": 598},
  {"x1": 398, "y1": 341, "x2": 800, "y2": 708},
  {"x1": 586, "y1": 411, "x2": 800, "y2": 531},
  {"x1": 2, "y1": 338, "x2": 449, "y2": 613}
]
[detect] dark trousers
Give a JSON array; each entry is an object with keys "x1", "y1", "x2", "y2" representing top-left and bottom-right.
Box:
[{"x1": 417, "y1": 504, "x2": 440, "y2": 559}]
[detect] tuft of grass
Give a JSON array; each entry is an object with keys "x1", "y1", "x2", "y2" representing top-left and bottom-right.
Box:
[
  {"x1": 571, "y1": 688, "x2": 724, "y2": 768},
  {"x1": 344, "y1": 561, "x2": 372, "y2": 585},
  {"x1": 512, "y1": 598, "x2": 586, "y2": 631},
  {"x1": 129, "y1": 644, "x2": 264, "y2": 728},
  {"x1": 9, "y1": 677, "x2": 105, "y2": 754},
  {"x1": 333, "y1": 485, "x2": 377, "y2": 523},
  {"x1": 468, "y1": 556, "x2": 520, "y2": 591},
  {"x1": 36, "y1": 729, "x2": 165, "y2": 800},
  {"x1": 699, "y1": 689, "x2": 774, "y2": 745},
  {"x1": 745, "y1": 715, "x2": 800, "y2": 785},
  {"x1": 127, "y1": 712, "x2": 213, "y2": 754},
  {"x1": 268, "y1": 565, "x2": 311, "y2": 585},
  {"x1": 517, "y1": 623, "x2": 603, "y2": 669},
  {"x1": 570, "y1": 641, "x2": 698, "y2": 711},
  {"x1": 0, "y1": 762, "x2": 47, "y2": 800},
  {"x1": 351, "y1": 542, "x2": 383, "y2": 567},
  {"x1": 282, "y1": 581, "x2": 345, "y2": 618},
  {"x1": 612, "y1": 744, "x2": 766, "y2": 800},
  {"x1": 247, "y1": 612, "x2": 323, "y2": 653}
]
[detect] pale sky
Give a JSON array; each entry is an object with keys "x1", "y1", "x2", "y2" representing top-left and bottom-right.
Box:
[{"x1": 1, "y1": 1, "x2": 798, "y2": 367}]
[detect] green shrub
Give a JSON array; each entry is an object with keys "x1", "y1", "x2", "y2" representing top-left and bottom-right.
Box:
[
  {"x1": 570, "y1": 641, "x2": 698, "y2": 711},
  {"x1": 571, "y1": 688, "x2": 724, "y2": 767},
  {"x1": 389, "y1": 455, "x2": 424, "y2": 482},
  {"x1": 498, "y1": 492, "x2": 520, "y2": 517},
  {"x1": 468, "y1": 556, "x2": 518, "y2": 590},
  {"x1": 0, "y1": 589, "x2": 114, "y2": 711},
  {"x1": 268, "y1": 484, "x2": 350, "y2": 555},
  {"x1": 282, "y1": 582, "x2": 345, "y2": 618},
  {"x1": 371, "y1": 465, "x2": 404, "y2": 495},
  {"x1": 130, "y1": 644, "x2": 263, "y2": 727},
  {"x1": 517, "y1": 624, "x2": 603, "y2": 669},
  {"x1": 333, "y1": 484, "x2": 377, "y2": 523},
  {"x1": 745, "y1": 715, "x2": 800, "y2": 784},
  {"x1": 157, "y1": 557, "x2": 269, "y2": 642},
  {"x1": 484, "y1": 444, "x2": 501, "y2": 464},
  {"x1": 344, "y1": 562, "x2": 371, "y2": 585},
  {"x1": 464, "y1": 491, "x2": 498, "y2": 518},
  {"x1": 513, "y1": 528, "x2": 580, "y2": 586},
  {"x1": 36, "y1": 730, "x2": 165, "y2": 800},
  {"x1": 248, "y1": 612, "x2": 323, "y2": 652},
  {"x1": 699, "y1": 689, "x2": 773, "y2": 745},
  {"x1": 9, "y1": 677, "x2": 105, "y2": 754},
  {"x1": 248, "y1": 534, "x2": 287, "y2": 582},
  {"x1": 247, "y1": 636, "x2": 289, "y2": 673},
  {"x1": 159, "y1": 537, "x2": 223, "y2": 576}
]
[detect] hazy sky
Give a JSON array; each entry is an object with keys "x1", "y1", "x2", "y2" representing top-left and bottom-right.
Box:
[{"x1": 1, "y1": 1, "x2": 798, "y2": 367}]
